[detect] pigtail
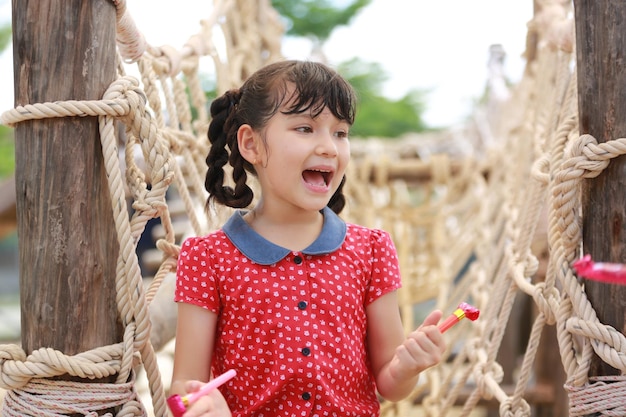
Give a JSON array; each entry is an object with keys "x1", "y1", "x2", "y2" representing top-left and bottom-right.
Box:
[
  {"x1": 327, "y1": 175, "x2": 346, "y2": 214},
  {"x1": 205, "y1": 89, "x2": 254, "y2": 209}
]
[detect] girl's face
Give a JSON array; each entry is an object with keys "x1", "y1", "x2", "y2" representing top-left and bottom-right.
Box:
[{"x1": 248, "y1": 100, "x2": 351, "y2": 214}]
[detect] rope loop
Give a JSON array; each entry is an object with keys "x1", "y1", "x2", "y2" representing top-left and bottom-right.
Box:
[
  {"x1": 499, "y1": 397, "x2": 531, "y2": 417},
  {"x1": 530, "y1": 155, "x2": 550, "y2": 184},
  {"x1": 156, "y1": 238, "x2": 181, "y2": 260},
  {"x1": 522, "y1": 251, "x2": 539, "y2": 278}
]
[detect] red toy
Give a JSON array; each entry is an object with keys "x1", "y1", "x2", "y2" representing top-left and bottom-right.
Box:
[
  {"x1": 438, "y1": 302, "x2": 480, "y2": 333},
  {"x1": 167, "y1": 369, "x2": 237, "y2": 417}
]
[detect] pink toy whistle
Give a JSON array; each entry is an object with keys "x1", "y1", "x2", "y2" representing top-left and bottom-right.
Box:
[
  {"x1": 573, "y1": 254, "x2": 626, "y2": 285},
  {"x1": 438, "y1": 302, "x2": 480, "y2": 333},
  {"x1": 167, "y1": 369, "x2": 236, "y2": 417}
]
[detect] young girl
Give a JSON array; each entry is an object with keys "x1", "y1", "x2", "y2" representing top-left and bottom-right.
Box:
[{"x1": 170, "y1": 60, "x2": 446, "y2": 417}]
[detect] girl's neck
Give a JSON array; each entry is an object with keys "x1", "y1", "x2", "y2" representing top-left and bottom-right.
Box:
[{"x1": 244, "y1": 204, "x2": 324, "y2": 252}]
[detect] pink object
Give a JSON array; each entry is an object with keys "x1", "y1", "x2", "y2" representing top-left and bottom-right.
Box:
[
  {"x1": 438, "y1": 302, "x2": 480, "y2": 333},
  {"x1": 573, "y1": 254, "x2": 626, "y2": 285},
  {"x1": 167, "y1": 369, "x2": 237, "y2": 417}
]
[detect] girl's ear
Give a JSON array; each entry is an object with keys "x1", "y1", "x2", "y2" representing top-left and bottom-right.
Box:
[{"x1": 237, "y1": 124, "x2": 261, "y2": 165}]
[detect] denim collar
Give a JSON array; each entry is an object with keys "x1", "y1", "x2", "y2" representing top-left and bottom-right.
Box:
[{"x1": 222, "y1": 206, "x2": 347, "y2": 265}]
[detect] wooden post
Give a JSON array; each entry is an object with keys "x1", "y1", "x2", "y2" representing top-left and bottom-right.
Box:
[
  {"x1": 12, "y1": 0, "x2": 122, "y2": 364},
  {"x1": 573, "y1": 0, "x2": 626, "y2": 378}
]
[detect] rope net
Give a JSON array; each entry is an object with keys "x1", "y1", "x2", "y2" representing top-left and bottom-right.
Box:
[{"x1": 0, "y1": 0, "x2": 625, "y2": 416}]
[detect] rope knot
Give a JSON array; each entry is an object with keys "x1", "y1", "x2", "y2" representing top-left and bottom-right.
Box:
[
  {"x1": 473, "y1": 361, "x2": 503, "y2": 399},
  {"x1": 153, "y1": 45, "x2": 184, "y2": 77},
  {"x1": 0, "y1": 345, "x2": 29, "y2": 390},
  {"x1": 532, "y1": 283, "x2": 559, "y2": 324},
  {"x1": 566, "y1": 134, "x2": 611, "y2": 179},
  {"x1": 499, "y1": 397, "x2": 531, "y2": 417}
]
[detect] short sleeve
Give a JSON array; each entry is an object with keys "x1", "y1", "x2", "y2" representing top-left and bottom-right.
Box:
[
  {"x1": 365, "y1": 229, "x2": 402, "y2": 305},
  {"x1": 174, "y1": 236, "x2": 220, "y2": 313}
]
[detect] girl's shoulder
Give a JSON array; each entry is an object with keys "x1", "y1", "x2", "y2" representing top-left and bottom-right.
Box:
[
  {"x1": 179, "y1": 228, "x2": 231, "y2": 254},
  {"x1": 344, "y1": 222, "x2": 394, "y2": 246}
]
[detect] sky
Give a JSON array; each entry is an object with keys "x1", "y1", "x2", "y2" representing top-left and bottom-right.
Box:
[{"x1": 0, "y1": 0, "x2": 533, "y2": 128}]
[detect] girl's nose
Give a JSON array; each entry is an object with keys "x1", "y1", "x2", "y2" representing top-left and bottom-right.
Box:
[{"x1": 316, "y1": 132, "x2": 338, "y2": 157}]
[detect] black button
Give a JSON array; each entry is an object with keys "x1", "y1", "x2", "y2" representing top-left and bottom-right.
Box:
[
  {"x1": 297, "y1": 301, "x2": 307, "y2": 310},
  {"x1": 302, "y1": 347, "x2": 311, "y2": 356},
  {"x1": 302, "y1": 392, "x2": 311, "y2": 401},
  {"x1": 294, "y1": 255, "x2": 303, "y2": 264}
]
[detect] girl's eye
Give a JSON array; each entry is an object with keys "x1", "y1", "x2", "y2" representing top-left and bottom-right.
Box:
[
  {"x1": 335, "y1": 130, "x2": 349, "y2": 139},
  {"x1": 296, "y1": 126, "x2": 313, "y2": 133}
]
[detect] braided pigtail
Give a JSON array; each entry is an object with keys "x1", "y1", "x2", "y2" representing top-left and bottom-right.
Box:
[
  {"x1": 205, "y1": 89, "x2": 254, "y2": 209},
  {"x1": 327, "y1": 175, "x2": 346, "y2": 214}
]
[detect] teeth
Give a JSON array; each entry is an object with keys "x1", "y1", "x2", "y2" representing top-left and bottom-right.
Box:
[{"x1": 304, "y1": 168, "x2": 333, "y2": 186}]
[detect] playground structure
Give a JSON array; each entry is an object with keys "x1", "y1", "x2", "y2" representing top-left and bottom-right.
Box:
[{"x1": 1, "y1": 0, "x2": 626, "y2": 416}]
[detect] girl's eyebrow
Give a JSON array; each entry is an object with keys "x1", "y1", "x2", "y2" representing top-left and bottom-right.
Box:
[{"x1": 282, "y1": 112, "x2": 315, "y2": 120}]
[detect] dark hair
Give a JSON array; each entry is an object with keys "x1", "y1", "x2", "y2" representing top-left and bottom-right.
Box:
[{"x1": 204, "y1": 60, "x2": 357, "y2": 214}]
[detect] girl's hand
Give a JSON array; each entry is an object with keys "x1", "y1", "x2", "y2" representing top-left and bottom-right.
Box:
[
  {"x1": 182, "y1": 380, "x2": 232, "y2": 417},
  {"x1": 390, "y1": 310, "x2": 446, "y2": 382}
]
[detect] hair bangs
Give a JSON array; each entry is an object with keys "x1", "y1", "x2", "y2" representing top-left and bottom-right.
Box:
[{"x1": 278, "y1": 62, "x2": 356, "y2": 124}]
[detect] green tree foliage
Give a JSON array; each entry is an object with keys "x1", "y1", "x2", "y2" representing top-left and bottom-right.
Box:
[
  {"x1": 338, "y1": 58, "x2": 429, "y2": 138},
  {"x1": 270, "y1": 0, "x2": 431, "y2": 137},
  {"x1": 0, "y1": 23, "x2": 13, "y2": 180},
  {"x1": 0, "y1": 24, "x2": 10, "y2": 51},
  {"x1": 271, "y1": 0, "x2": 371, "y2": 43},
  {"x1": 0, "y1": 125, "x2": 14, "y2": 178}
]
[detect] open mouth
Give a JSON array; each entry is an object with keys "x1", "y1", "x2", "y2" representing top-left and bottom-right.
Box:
[{"x1": 302, "y1": 168, "x2": 334, "y2": 187}]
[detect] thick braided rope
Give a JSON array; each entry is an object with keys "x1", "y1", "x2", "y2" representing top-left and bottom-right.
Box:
[
  {"x1": 0, "y1": 76, "x2": 171, "y2": 416},
  {"x1": 553, "y1": 131, "x2": 626, "y2": 416},
  {"x1": 450, "y1": 76, "x2": 543, "y2": 414},
  {"x1": 412, "y1": 2, "x2": 625, "y2": 414},
  {"x1": 567, "y1": 376, "x2": 626, "y2": 416},
  {"x1": 492, "y1": 42, "x2": 570, "y2": 408},
  {"x1": 498, "y1": 43, "x2": 577, "y2": 416},
  {"x1": 1, "y1": 99, "x2": 130, "y2": 127},
  {"x1": 540, "y1": 37, "x2": 626, "y2": 412},
  {"x1": 111, "y1": 0, "x2": 150, "y2": 63},
  {"x1": 554, "y1": 131, "x2": 626, "y2": 365},
  {"x1": 468, "y1": 1, "x2": 623, "y2": 415},
  {"x1": 2, "y1": 378, "x2": 139, "y2": 417},
  {"x1": 0, "y1": 343, "x2": 138, "y2": 415},
  {"x1": 100, "y1": 76, "x2": 172, "y2": 416}
]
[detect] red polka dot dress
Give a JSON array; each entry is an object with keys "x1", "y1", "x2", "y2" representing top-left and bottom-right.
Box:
[{"x1": 175, "y1": 207, "x2": 402, "y2": 417}]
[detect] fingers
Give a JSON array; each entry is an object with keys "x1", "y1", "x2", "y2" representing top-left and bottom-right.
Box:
[
  {"x1": 408, "y1": 328, "x2": 443, "y2": 357},
  {"x1": 185, "y1": 380, "x2": 204, "y2": 393},
  {"x1": 395, "y1": 330, "x2": 443, "y2": 371},
  {"x1": 419, "y1": 310, "x2": 443, "y2": 328},
  {"x1": 398, "y1": 312, "x2": 447, "y2": 370},
  {"x1": 179, "y1": 384, "x2": 232, "y2": 417}
]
